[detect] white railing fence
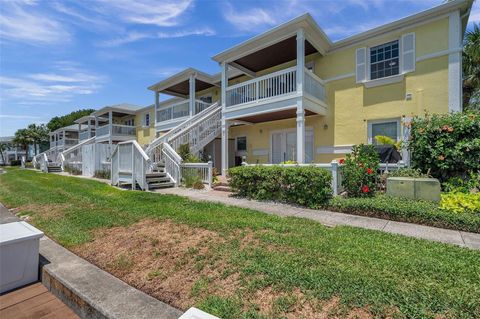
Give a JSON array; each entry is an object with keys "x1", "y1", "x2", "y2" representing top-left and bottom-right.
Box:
[
  {"x1": 226, "y1": 67, "x2": 297, "y2": 107},
  {"x1": 21, "y1": 156, "x2": 26, "y2": 168},
  {"x1": 57, "y1": 136, "x2": 95, "y2": 173},
  {"x1": 180, "y1": 162, "x2": 213, "y2": 188},
  {"x1": 162, "y1": 143, "x2": 182, "y2": 185},
  {"x1": 241, "y1": 161, "x2": 406, "y2": 196},
  {"x1": 157, "y1": 100, "x2": 189, "y2": 122},
  {"x1": 304, "y1": 70, "x2": 325, "y2": 102},
  {"x1": 111, "y1": 140, "x2": 150, "y2": 190},
  {"x1": 168, "y1": 105, "x2": 222, "y2": 155},
  {"x1": 39, "y1": 153, "x2": 49, "y2": 172}
]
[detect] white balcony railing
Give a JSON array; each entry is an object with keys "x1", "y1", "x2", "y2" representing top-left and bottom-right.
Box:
[
  {"x1": 225, "y1": 66, "x2": 325, "y2": 108},
  {"x1": 156, "y1": 100, "x2": 213, "y2": 124},
  {"x1": 157, "y1": 100, "x2": 189, "y2": 123},
  {"x1": 79, "y1": 130, "x2": 95, "y2": 141},
  {"x1": 195, "y1": 100, "x2": 212, "y2": 114},
  {"x1": 96, "y1": 124, "x2": 136, "y2": 137}
]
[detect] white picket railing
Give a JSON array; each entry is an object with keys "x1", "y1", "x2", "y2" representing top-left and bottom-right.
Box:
[
  {"x1": 195, "y1": 100, "x2": 211, "y2": 114},
  {"x1": 225, "y1": 66, "x2": 326, "y2": 108},
  {"x1": 241, "y1": 161, "x2": 406, "y2": 196},
  {"x1": 57, "y1": 136, "x2": 95, "y2": 172},
  {"x1": 79, "y1": 130, "x2": 94, "y2": 141},
  {"x1": 162, "y1": 143, "x2": 182, "y2": 185},
  {"x1": 111, "y1": 140, "x2": 150, "y2": 190},
  {"x1": 146, "y1": 102, "x2": 220, "y2": 159},
  {"x1": 168, "y1": 105, "x2": 222, "y2": 155},
  {"x1": 21, "y1": 156, "x2": 26, "y2": 168},
  {"x1": 304, "y1": 70, "x2": 325, "y2": 102},
  {"x1": 226, "y1": 67, "x2": 297, "y2": 107},
  {"x1": 181, "y1": 162, "x2": 213, "y2": 187},
  {"x1": 157, "y1": 100, "x2": 189, "y2": 122},
  {"x1": 39, "y1": 153, "x2": 49, "y2": 172}
]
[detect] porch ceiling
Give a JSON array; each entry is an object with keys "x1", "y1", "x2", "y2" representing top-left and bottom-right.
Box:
[
  {"x1": 165, "y1": 79, "x2": 214, "y2": 96},
  {"x1": 234, "y1": 109, "x2": 316, "y2": 124},
  {"x1": 233, "y1": 37, "x2": 318, "y2": 73}
]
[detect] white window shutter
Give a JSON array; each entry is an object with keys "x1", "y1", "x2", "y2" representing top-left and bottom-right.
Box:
[
  {"x1": 402, "y1": 32, "x2": 415, "y2": 73},
  {"x1": 356, "y1": 47, "x2": 367, "y2": 83}
]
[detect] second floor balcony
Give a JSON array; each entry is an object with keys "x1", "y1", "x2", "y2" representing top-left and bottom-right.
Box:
[
  {"x1": 156, "y1": 99, "x2": 213, "y2": 131},
  {"x1": 79, "y1": 130, "x2": 95, "y2": 141},
  {"x1": 96, "y1": 124, "x2": 136, "y2": 142},
  {"x1": 224, "y1": 66, "x2": 327, "y2": 120}
]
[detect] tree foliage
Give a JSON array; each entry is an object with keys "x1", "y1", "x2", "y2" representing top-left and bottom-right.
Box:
[
  {"x1": 463, "y1": 23, "x2": 480, "y2": 111},
  {"x1": 46, "y1": 109, "x2": 95, "y2": 132},
  {"x1": 408, "y1": 112, "x2": 480, "y2": 182}
]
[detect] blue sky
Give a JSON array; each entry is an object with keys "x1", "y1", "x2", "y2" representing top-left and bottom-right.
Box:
[{"x1": 1, "y1": 0, "x2": 479, "y2": 136}]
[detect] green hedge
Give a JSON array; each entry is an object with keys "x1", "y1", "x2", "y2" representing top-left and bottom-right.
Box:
[
  {"x1": 228, "y1": 165, "x2": 332, "y2": 208},
  {"x1": 328, "y1": 195, "x2": 480, "y2": 233}
]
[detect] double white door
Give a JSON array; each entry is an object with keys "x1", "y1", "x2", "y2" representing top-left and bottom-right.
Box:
[{"x1": 271, "y1": 129, "x2": 313, "y2": 164}]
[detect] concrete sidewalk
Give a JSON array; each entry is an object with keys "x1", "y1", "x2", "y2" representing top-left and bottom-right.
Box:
[{"x1": 155, "y1": 188, "x2": 480, "y2": 250}]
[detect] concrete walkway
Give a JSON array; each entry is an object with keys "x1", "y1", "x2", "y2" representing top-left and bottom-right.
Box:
[{"x1": 155, "y1": 188, "x2": 480, "y2": 250}]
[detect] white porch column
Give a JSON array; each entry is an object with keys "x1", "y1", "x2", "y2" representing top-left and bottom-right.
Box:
[
  {"x1": 296, "y1": 28, "x2": 306, "y2": 164},
  {"x1": 189, "y1": 74, "x2": 196, "y2": 117},
  {"x1": 221, "y1": 62, "x2": 229, "y2": 175},
  {"x1": 154, "y1": 91, "x2": 160, "y2": 125},
  {"x1": 87, "y1": 120, "x2": 91, "y2": 137},
  {"x1": 108, "y1": 111, "x2": 113, "y2": 145},
  {"x1": 448, "y1": 10, "x2": 462, "y2": 112}
]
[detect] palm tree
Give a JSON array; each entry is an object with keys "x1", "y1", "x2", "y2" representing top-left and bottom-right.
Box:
[
  {"x1": 463, "y1": 23, "x2": 480, "y2": 110},
  {"x1": 27, "y1": 124, "x2": 49, "y2": 155},
  {"x1": 0, "y1": 142, "x2": 7, "y2": 165},
  {"x1": 13, "y1": 129, "x2": 33, "y2": 157}
]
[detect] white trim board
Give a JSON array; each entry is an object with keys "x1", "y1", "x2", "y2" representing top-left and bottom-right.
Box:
[{"x1": 316, "y1": 145, "x2": 353, "y2": 154}]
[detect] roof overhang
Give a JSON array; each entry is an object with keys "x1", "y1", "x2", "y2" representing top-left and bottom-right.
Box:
[
  {"x1": 148, "y1": 68, "x2": 217, "y2": 95},
  {"x1": 92, "y1": 104, "x2": 141, "y2": 117},
  {"x1": 212, "y1": 13, "x2": 332, "y2": 66}
]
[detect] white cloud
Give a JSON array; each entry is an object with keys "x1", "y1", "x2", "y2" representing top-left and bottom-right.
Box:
[
  {"x1": 0, "y1": 1, "x2": 71, "y2": 45},
  {"x1": 0, "y1": 114, "x2": 43, "y2": 120},
  {"x1": 94, "y1": 0, "x2": 193, "y2": 27},
  {"x1": 0, "y1": 65, "x2": 105, "y2": 104},
  {"x1": 100, "y1": 27, "x2": 215, "y2": 47},
  {"x1": 223, "y1": 4, "x2": 277, "y2": 32},
  {"x1": 99, "y1": 32, "x2": 153, "y2": 47},
  {"x1": 157, "y1": 27, "x2": 215, "y2": 38}
]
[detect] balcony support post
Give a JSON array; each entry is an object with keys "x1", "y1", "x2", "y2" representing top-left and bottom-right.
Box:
[
  {"x1": 221, "y1": 62, "x2": 228, "y2": 175},
  {"x1": 155, "y1": 91, "x2": 160, "y2": 125},
  {"x1": 108, "y1": 111, "x2": 113, "y2": 146},
  {"x1": 189, "y1": 74, "x2": 196, "y2": 117},
  {"x1": 296, "y1": 28, "x2": 305, "y2": 164}
]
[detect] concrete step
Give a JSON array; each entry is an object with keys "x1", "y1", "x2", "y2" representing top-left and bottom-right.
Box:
[
  {"x1": 146, "y1": 172, "x2": 166, "y2": 178},
  {"x1": 213, "y1": 185, "x2": 231, "y2": 192},
  {"x1": 146, "y1": 177, "x2": 171, "y2": 183},
  {"x1": 148, "y1": 182, "x2": 175, "y2": 189}
]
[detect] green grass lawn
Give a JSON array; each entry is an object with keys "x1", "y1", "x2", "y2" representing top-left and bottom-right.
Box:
[{"x1": 1, "y1": 168, "x2": 480, "y2": 318}]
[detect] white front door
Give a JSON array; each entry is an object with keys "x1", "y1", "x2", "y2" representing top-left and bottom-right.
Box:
[{"x1": 271, "y1": 129, "x2": 313, "y2": 164}]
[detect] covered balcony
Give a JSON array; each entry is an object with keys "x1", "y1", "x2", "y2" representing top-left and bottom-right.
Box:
[
  {"x1": 75, "y1": 115, "x2": 100, "y2": 142},
  {"x1": 212, "y1": 13, "x2": 332, "y2": 171},
  {"x1": 91, "y1": 103, "x2": 142, "y2": 144},
  {"x1": 148, "y1": 68, "x2": 218, "y2": 132}
]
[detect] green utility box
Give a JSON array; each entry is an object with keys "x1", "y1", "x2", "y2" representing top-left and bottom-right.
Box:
[{"x1": 387, "y1": 177, "x2": 441, "y2": 202}]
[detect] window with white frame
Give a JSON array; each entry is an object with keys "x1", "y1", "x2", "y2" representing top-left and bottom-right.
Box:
[
  {"x1": 236, "y1": 136, "x2": 247, "y2": 152},
  {"x1": 370, "y1": 40, "x2": 399, "y2": 80},
  {"x1": 368, "y1": 119, "x2": 400, "y2": 144},
  {"x1": 144, "y1": 113, "x2": 150, "y2": 127}
]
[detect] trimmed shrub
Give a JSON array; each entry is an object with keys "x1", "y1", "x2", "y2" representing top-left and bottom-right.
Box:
[
  {"x1": 341, "y1": 144, "x2": 380, "y2": 197},
  {"x1": 10, "y1": 160, "x2": 21, "y2": 166},
  {"x1": 65, "y1": 165, "x2": 81, "y2": 175},
  {"x1": 440, "y1": 192, "x2": 480, "y2": 214},
  {"x1": 228, "y1": 165, "x2": 332, "y2": 208},
  {"x1": 328, "y1": 195, "x2": 480, "y2": 233},
  {"x1": 94, "y1": 169, "x2": 110, "y2": 179},
  {"x1": 408, "y1": 112, "x2": 480, "y2": 182}
]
